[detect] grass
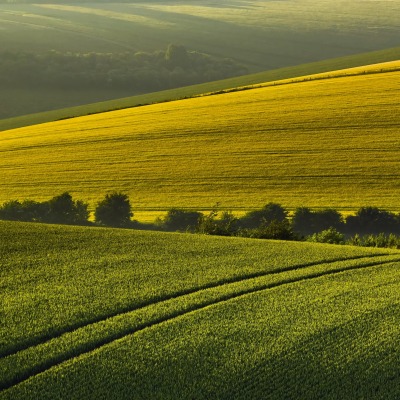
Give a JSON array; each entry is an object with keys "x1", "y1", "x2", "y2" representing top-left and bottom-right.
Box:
[
  {"x1": 1, "y1": 46, "x2": 399, "y2": 132},
  {"x1": 1, "y1": 220, "x2": 399, "y2": 398},
  {"x1": 0, "y1": 61, "x2": 399, "y2": 213}
]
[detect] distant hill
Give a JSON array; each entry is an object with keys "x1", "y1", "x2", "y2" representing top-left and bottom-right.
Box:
[{"x1": 0, "y1": 0, "x2": 399, "y2": 121}]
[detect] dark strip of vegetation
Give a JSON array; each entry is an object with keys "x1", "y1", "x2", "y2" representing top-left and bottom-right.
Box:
[
  {"x1": 1, "y1": 193, "x2": 399, "y2": 248},
  {"x1": 0, "y1": 45, "x2": 247, "y2": 93}
]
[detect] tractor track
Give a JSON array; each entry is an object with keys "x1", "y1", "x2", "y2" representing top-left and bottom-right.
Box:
[{"x1": 1, "y1": 254, "x2": 399, "y2": 392}]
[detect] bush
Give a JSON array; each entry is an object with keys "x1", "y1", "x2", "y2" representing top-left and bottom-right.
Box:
[
  {"x1": 346, "y1": 233, "x2": 400, "y2": 248},
  {"x1": 244, "y1": 220, "x2": 296, "y2": 240},
  {"x1": 307, "y1": 227, "x2": 345, "y2": 245},
  {"x1": 95, "y1": 192, "x2": 133, "y2": 227}
]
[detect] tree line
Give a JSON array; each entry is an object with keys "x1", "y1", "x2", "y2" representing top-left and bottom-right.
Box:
[
  {"x1": 0, "y1": 44, "x2": 247, "y2": 92},
  {"x1": 1, "y1": 192, "x2": 399, "y2": 248}
]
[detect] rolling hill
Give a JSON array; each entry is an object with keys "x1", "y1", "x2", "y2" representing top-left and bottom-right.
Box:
[
  {"x1": 1, "y1": 0, "x2": 399, "y2": 120},
  {"x1": 1, "y1": 46, "x2": 399, "y2": 132},
  {"x1": 0, "y1": 61, "x2": 399, "y2": 215},
  {"x1": 1, "y1": 221, "x2": 399, "y2": 399}
]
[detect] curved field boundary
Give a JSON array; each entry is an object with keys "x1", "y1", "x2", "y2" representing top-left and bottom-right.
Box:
[
  {"x1": 1, "y1": 254, "x2": 399, "y2": 392},
  {"x1": 0, "y1": 253, "x2": 389, "y2": 359}
]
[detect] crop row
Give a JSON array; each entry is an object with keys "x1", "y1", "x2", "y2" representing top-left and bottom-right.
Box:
[
  {"x1": 1, "y1": 221, "x2": 394, "y2": 357},
  {"x1": 2, "y1": 259, "x2": 399, "y2": 399},
  {"x1": 2, "y1": 253, "x2": 400, "y2": 391}
]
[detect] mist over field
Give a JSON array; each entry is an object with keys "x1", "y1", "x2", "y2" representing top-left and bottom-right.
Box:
[{"x1": 0, "y1": 0, "x2": 399, "y2": 119}]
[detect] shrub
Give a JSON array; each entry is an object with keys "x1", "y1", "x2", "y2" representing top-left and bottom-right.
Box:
[
  {"x1": 347, "y1": 233, "x2": 400, "y2": 248},
  {"x1": 307, "y1": 227, "x2": 345, "y2": 245}
]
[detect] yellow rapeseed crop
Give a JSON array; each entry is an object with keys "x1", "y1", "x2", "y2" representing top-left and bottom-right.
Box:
[{"x1": 1, "y1": 62, "x2": 399, "y2": 213}]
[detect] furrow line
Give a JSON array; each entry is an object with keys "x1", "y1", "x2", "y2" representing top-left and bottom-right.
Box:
[
  {"x1": 1, "y1": 256, "x2": 399, "y2": 393},
  {"x1": 0, "y1": 253, "x2": 387, "y2": 359}
]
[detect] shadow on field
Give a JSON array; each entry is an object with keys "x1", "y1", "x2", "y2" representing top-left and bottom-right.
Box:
[{"x1": 222, "y1": 305, "x2": 400, "y2": 399}]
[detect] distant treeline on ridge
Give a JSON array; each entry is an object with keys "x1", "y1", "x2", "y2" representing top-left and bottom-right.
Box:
[
  {"x1": 1, "y1": 44, "x2": 247, "y2": 93},
  {"x1": 1, "y1": 192, "x2": 400, "y2": 249}
]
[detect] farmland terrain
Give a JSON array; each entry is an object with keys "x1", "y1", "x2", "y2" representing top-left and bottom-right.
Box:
[
  {"x1": 0, "y1": 0, "x2": 399, "y2": 119},
  {"x1": 1, "y1": 46, "x2": 399, "y2": 132},
  {"x1": 1, "y1": 221, "x2": 400, "y2": 399},
  {"x1": 0, "y1": 61, "x2": 399, "y2": 214}
]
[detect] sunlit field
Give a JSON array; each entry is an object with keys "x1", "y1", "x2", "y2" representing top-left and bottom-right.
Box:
[
  {"x1": 1, "y1": 62, "x2": 399, "y2": 213},
  {"x1": 1, "y1": 221, "x2": 399, "y2": 399}
]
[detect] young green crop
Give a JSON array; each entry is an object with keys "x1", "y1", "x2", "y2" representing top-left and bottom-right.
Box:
[
  {"x1": 3, "y1": 221, "x2": 393, "y2": 357},
  {"x1": 1, "y1": 220, "x2": 399, "y2": 399},
  {"x1": 1, "y1": 221, "x2": 400, "y2": 398}
]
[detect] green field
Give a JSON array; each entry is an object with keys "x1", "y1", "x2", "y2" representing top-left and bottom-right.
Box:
[
  {"x1": 1, "y1": 221, "x2": 399, "y2": 398},
  {"x1": 1, "y1": 0, "x2": 399, "y2": 120},
  {"x1": 1, "y1": 61, "x2": 399, "y2": 215}
]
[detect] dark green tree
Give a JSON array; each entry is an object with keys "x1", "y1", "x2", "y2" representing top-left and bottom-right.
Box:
[
  {"x1": 292, "y1": 207, "x2": 344, "y2": 236},
  {"x1": 165, "y1": 44, "x2": 191, "y2": 69},
  {"x1": 249, "y1": 220, "x2": 296, "y2": 240},
  {"x1": 0, "y1": 200, "x2": 24, "y2": 221},
  {"x1": 95, "y1": 192, "x2": 133, "y2": 227},
  {"x1": 291, "y1": 207, "x2": 314, "y2": 236},
  {"x1": 45, "y1": 192, "x2": 89, "y2": 225},
  {"x1": 239, "y1": 202, "x2": 288, "y2": 229},
  {"x1": 160, "y1": 208, "x2": 202, "y2": 232},
  {"x1": 345, "y1": 207, "x2": 399, "y2": 234}
]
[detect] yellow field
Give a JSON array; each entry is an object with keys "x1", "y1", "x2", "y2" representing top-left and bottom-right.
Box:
[{"x1": 1, "y1": 62, "x2": 399, "y2": 214}]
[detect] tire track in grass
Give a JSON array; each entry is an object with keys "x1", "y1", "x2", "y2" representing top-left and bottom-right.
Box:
[
  {"x1": 1, "y1": 255, "x2": 400, "y2": 392},
  {"x1": 0, "y1": 253, "x2": 388, "y2": 359}
]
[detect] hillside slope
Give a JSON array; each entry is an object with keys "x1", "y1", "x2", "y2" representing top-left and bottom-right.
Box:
[
  {"x1": 1, "y1": 0, "x2": 399, "y2": 120},
  {"x1": 1, "y1": 62, "x2": 399, "y2": 213},
  {"x1": 1, "y1": 46, "x2": 399, "y2": 132},
  {"x1": 1, "y1": 221, "x2": 400, "y2": 399}
]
